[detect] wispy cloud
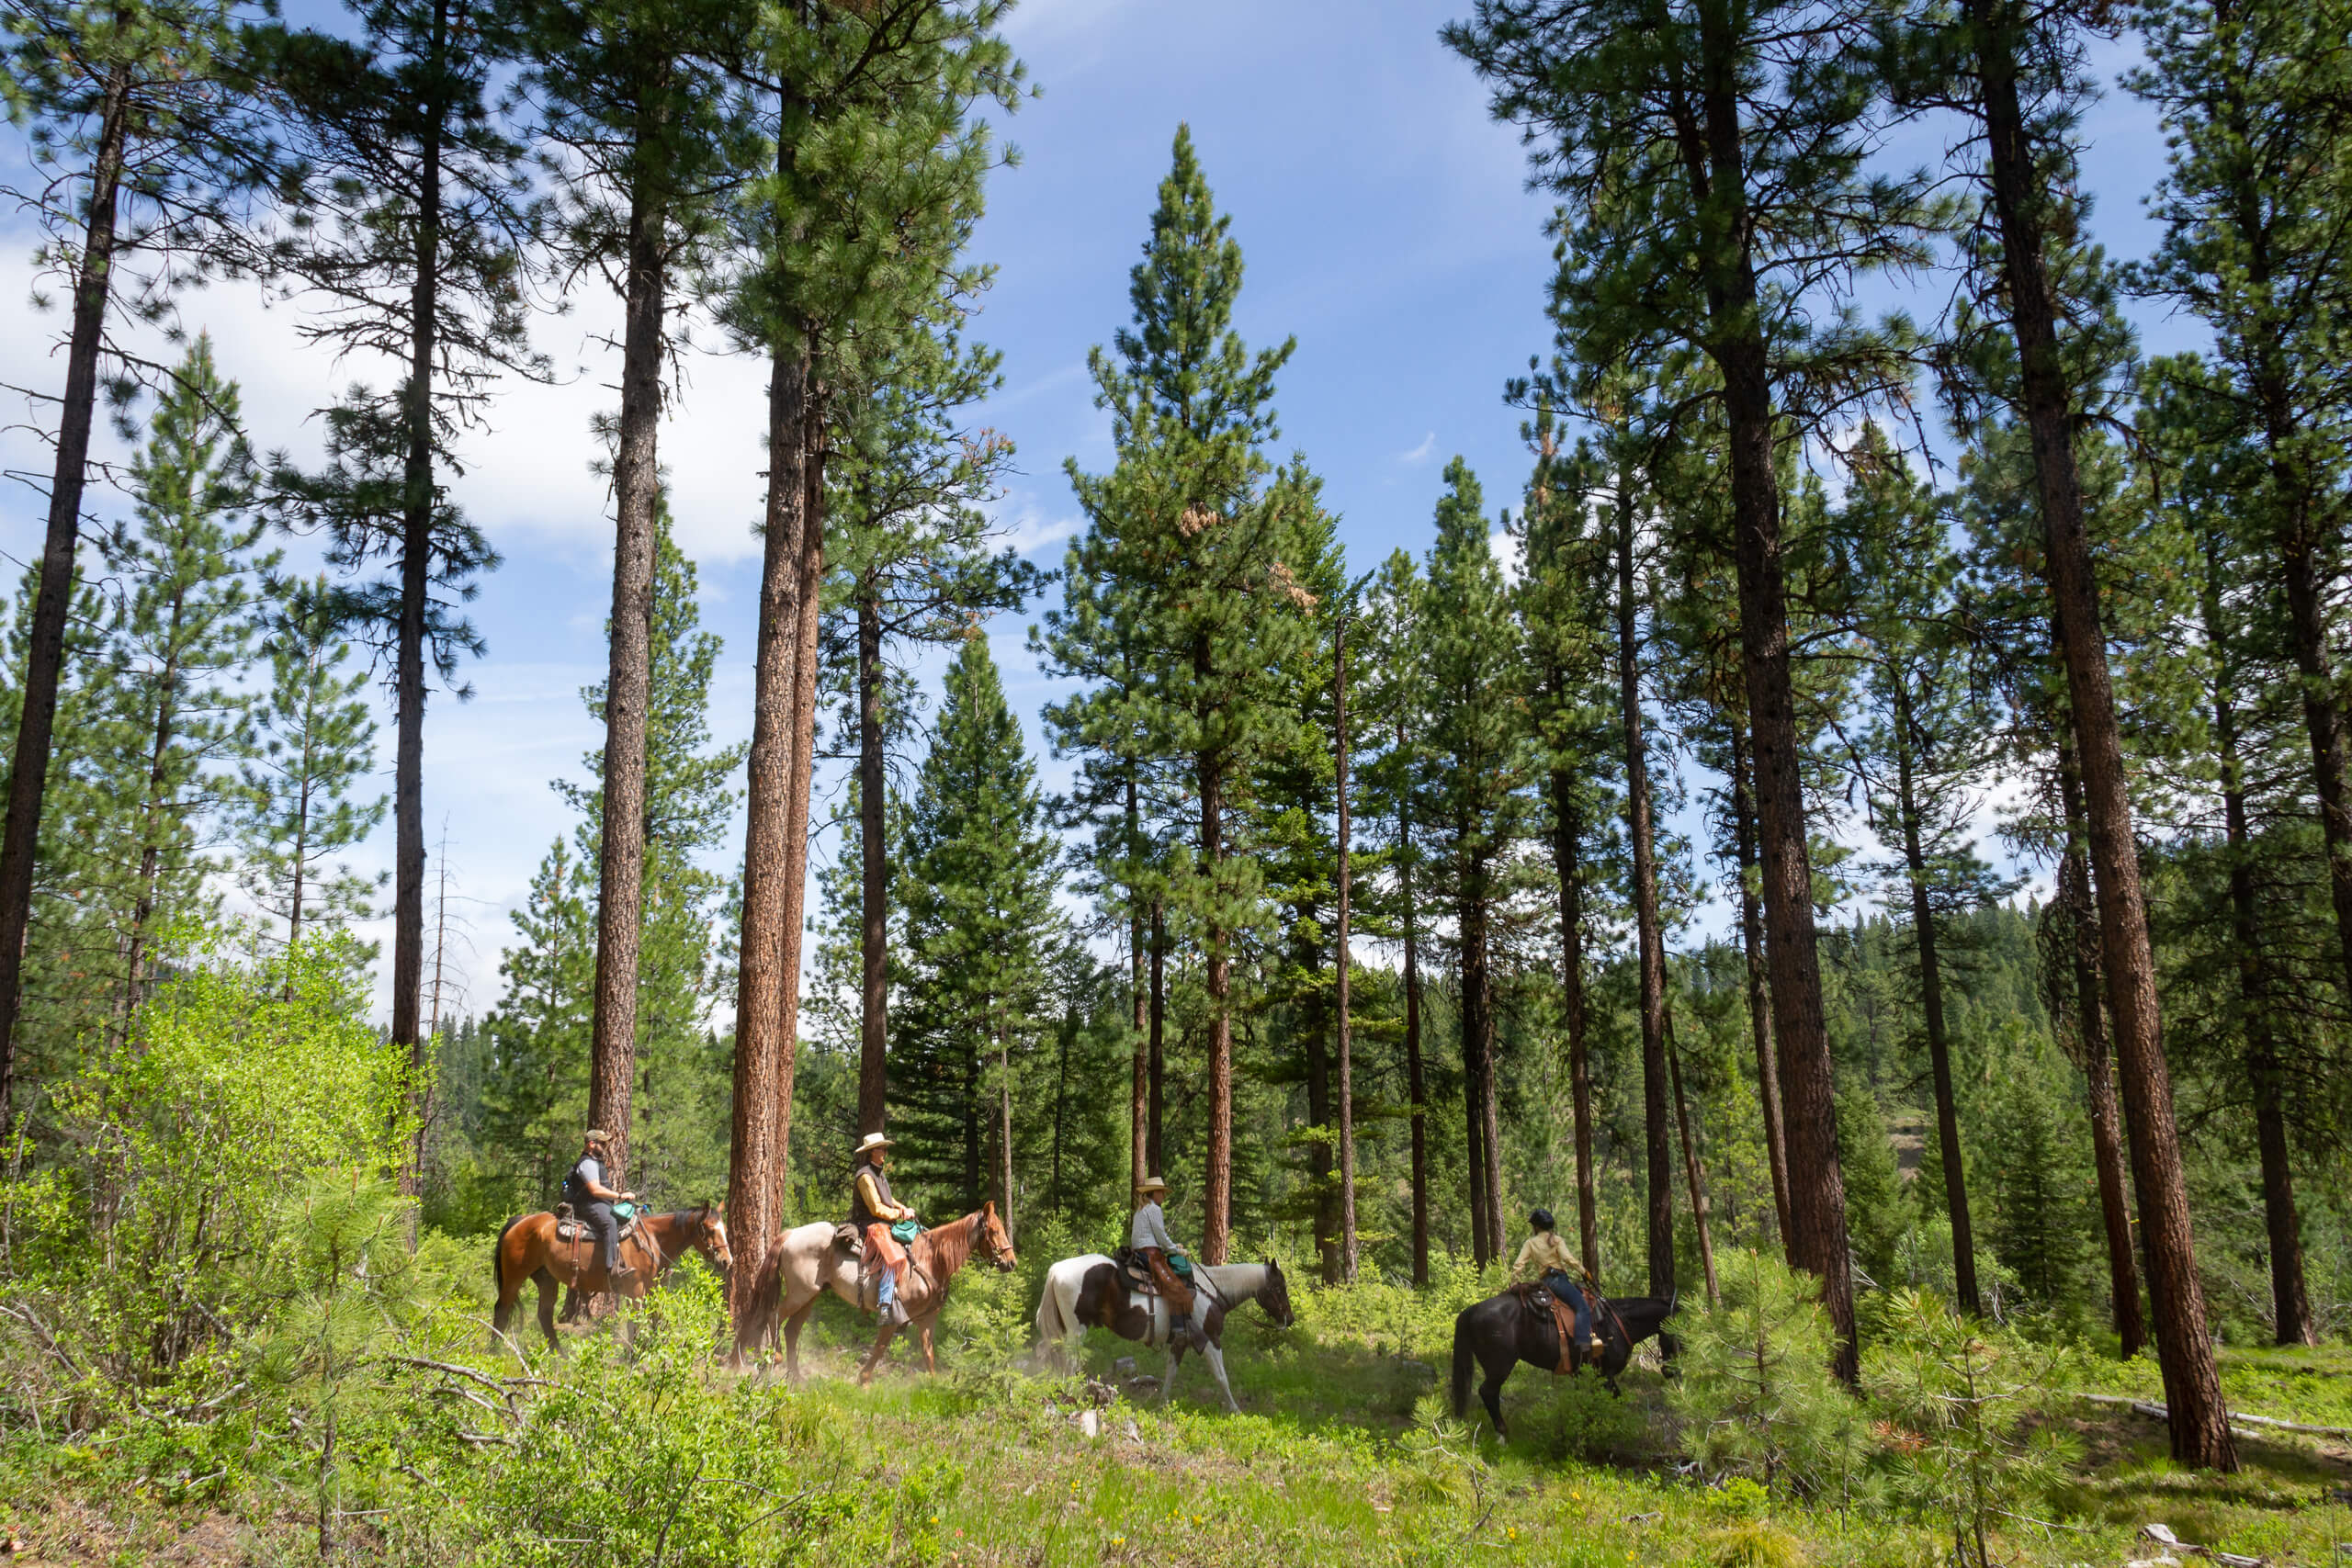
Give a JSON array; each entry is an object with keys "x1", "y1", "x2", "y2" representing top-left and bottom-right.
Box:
[{"x1": 1398, "y1": 431, "x2": 1438, "y2": 464}]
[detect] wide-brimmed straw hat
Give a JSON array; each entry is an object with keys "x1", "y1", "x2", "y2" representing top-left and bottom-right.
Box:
[
  {"x1": 854, "y1": 1132, "x2": 894, "y2": 1157},
  {"x1": 1136, "y1": 1174, "x2": 1170, "y2": 1196},
  {"x1": 584, "y1": 1128, "x2": 612, "y2": 1146}
]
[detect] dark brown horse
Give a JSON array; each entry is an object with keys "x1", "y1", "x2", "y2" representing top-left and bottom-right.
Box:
[
  {"x1": 855, "y1": 1203, "x2": 1016, "y2": 1384},
  {"x1": 1450, "y1": 1285, "x2": 1678, "y2": 1437},
  {"x1": 492, "y1": 1203, "x2": 733, "y2": 1352}
]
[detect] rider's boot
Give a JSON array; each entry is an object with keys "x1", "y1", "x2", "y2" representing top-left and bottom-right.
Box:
[{"x1": 885, "y1": 1297, "x2": 910, "y2": 1328}]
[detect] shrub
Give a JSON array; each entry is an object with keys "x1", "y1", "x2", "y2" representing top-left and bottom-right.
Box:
[
  {"x1": 1670, "y1": 1248, "x2": 1872, "y2": 1497},
  {"x1": 1864, "y1": 1289, "x2": 2074, "y2": 1568}
]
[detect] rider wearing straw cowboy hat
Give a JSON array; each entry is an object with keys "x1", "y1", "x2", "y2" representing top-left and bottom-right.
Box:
[
  {"x1": 850, "y1": 1132, "x2": 919, "y2": 1326},
  {"x1": 1130, "y1": 1174, "x2": 1200, "y2": 1342}
]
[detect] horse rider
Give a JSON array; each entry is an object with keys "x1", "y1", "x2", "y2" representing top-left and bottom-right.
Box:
[
  {"x1": 1513, "y1": 1207, "x2": 1602, "y2": 1362},
  {"x1": 850, "y1": 1132, "x2": 918, "y2": 1327},
  {"x1": 1130, "y1": 1174, "x2": 1201, "y2": 1345},
  {"x1": 563, "y1": 1129, "x2": 637, "y2": 1282}
]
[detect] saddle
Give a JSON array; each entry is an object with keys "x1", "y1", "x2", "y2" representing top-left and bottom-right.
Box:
[
  {"x1": 1516, "y1": 1280, "x2": 1600, "y2": 1375},
  {"x1": 552, "y1": 1201, "x2": 642, "y2": 1248},
  {"x1": 1112, "y1": 1247, "x2": 1158, "y2": 1297}
]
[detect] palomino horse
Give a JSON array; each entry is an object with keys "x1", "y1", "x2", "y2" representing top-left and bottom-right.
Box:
[
  {"x1": 1449, "y1": 1284, "x2": 1678, "y2": 1437},
  {"x1": 1035, "y1": 1255, "x2": 1295, "y2": 1413},
  {"x1": 492, "y1": 1203, "x2": 733, "y2": 1352},
  {"x1": 734, "y1": 1220, "x2": 865, "y2": 1377},
  {"x1": 856, "y1": 1203, "x2": 1017, "y2": 1385}
]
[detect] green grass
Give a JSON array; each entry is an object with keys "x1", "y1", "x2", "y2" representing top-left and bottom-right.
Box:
[{"x1": 3, "y1": 1275, "x2": 2347, "y2": 1566}]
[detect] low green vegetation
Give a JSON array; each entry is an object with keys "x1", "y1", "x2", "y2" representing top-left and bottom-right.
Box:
[{"x1": 0, "y1": 953, "x2": 2343, "y2": 1565}]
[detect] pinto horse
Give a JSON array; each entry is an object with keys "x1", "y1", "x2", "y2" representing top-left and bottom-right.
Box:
[
  {"x1": 855, "y1": 1203, "x2": 1017, "y2": 1385},
  {"x1": 492, "y1": 1203, "x2": 733, "y2": 1352},
  {"x1": 1035, "y1": 1256, "x2": 1295, "y2": 1413},
  {"x1": 1450, "y1": 1284, "x2": 1677, "y2": 1437}
]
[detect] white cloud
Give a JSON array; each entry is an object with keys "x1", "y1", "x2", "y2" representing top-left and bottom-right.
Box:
[{"x1": 1398, "y1": 430, "x2": 1438, "y2": 464}]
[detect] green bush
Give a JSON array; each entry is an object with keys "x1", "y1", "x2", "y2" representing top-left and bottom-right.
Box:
[
  {"x1": 1, "y1": 930, "x2": 411, "y2": 1413},
  {"x1": 1669, "y1": 1248, "x2": 1873, "y2": 1497}
]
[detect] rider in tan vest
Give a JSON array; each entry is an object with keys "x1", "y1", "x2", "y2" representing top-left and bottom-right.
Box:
[
  {"x1": 1130, "y1": 1174, "x2": 1200, "y2": 1344},
  {"x1": 851, "y1": 1132, "x2": 918, "y2": 1327}
]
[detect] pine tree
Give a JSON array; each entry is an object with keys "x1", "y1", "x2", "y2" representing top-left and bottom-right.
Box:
[
  {"x1": 0, "y1": 0, "x2": 279, "y2": 1116},
  {"x1": 1448, "y1": 0, "x2": 1936, "y2": 1378},
  {"x1": 92, "y1": 335, "x2": 274, "y2": 1015},
  {"x1": 231, "y1": 573, "x2": 386, "y2": 953},
  {"x1": 525, "y1": 0, "x2": 752, "y2": 1185},
  {"x1": 262, "y1": 0, "x2": 541, "y2": 1187},
  {"x1": 1060, "y1": 126, "x2": 1316, "y2": 1262},
  {"x1": 1419, "y1": 457, "x2": 1524, "y2": 1267},
  {"x1": 895, "y1": 634, "x2": 1058, "y2": 1230}
]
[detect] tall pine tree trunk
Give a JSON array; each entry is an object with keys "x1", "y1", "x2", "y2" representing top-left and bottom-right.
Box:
[
  {"x1": 1665, "y1": 1003, "x2": 1718, "y2": 1304},
  {"x1": 1549, "y1": 766, "x2": 1600, "y2": 1280},
  {"x1": 1729, "y1": 723, "x2": 1792, "y2": 1246},
  {"x1": 857, "y1": 588, "x2": 888, "y2": 1135},
  {"x1": 996, "y1": 1012, "x2": 1013, "y2": 1240},
  {"x1": 1679, "y1": 11, "x2": 1855, "y2": 1377},
  {"x1": 1400, "y1": 761, "x2": 1430, "y2": 1284},
  {"x1": 2200, "y1": 539, "x2": 2315, "y2": 1347},
  {"x1": 1459, "y1": 851, "x2": 1505, "y2": 1266},
  {"x1": 122, "y1": 611, "x2": 186, "y2": 1023},
  {"x1": 1148, "y1": 900, "x2": 1166, "y2": 1176},
  {"x1": 394, "y1": 2, "x2": 450, "y2": 1193},
  {"x1": 726, "y1": 341, "x2": 811, "y2": 1346},
  {"x1": 2056, "y1": 738, "x2": 2146, "y2": 1359},
  {"x1": 1306, "y1": 958, "x2": 1335, "y2": 1280},
  {"x1": 0, "y1": 60, "x2": 130, "y2": 1122},
  {"x1": 1128, "y1": 776, "x2": 1147, "y2": 1196},
  {"x1": 1968, "y1": 0, "x2": 2233, "y2": 1466},
  {"x1": 1334, "y1": 606, "x2": 1357, "y2": 1281},
  {"x1": 1893, "y1": 683, "x2": 1980, "y2": 1315},
  {"x1": 1615, "y1": 476, "x2": 1675, "y2": 1301},
  {"x1": 1200, "y1": 741, "x2": 1233, "y2": 1265},
  {"x1": 772, "y1": 394, "x2": 826, "y2": 1173},
  {"x1": 587, "y1": 178, "x2": 667, "y2": 1183}
]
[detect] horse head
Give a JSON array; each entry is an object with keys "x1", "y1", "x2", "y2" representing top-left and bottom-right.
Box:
[
  {"x1": 1258, "y1": 1256, "x2": 1296, "y2": 1327},
  {"x1": 693, "y1": 1201, "x2": 734, "y2": 1274},
  {"x1": 978, "y1": 1201, "x2": 1017, "y2": 1272}
]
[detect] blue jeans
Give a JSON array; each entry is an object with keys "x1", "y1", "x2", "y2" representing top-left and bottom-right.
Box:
[
  {"x1": 876, "y1": 1265, "x2": 899, "y2": 1312},
  {"x1": 1544, "y1": 1269, "x2": 1595, "y2": 1350}
]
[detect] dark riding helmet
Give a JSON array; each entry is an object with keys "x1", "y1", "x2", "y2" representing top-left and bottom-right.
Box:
[{"x1": 1530, "y1": 1207, "x2": 1555, "y2": 1232}]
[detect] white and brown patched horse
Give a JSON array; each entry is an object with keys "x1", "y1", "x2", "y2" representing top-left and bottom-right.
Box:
[{"x1": 1035, "y1": 1254, "x2": 1295, "y2": 1412}]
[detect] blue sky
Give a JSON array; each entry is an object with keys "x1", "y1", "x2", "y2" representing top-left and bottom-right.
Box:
[{"x1": 0, "y1": 1, "x2": 2192, "y2": 1021}]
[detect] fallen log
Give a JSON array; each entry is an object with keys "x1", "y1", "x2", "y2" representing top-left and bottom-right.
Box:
[{"x1": 2069, "y1": 1392, "x2": 2352, "y2": 1441}]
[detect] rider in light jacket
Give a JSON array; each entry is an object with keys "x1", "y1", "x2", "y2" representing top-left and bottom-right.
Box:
[
  {"x1": 1513, "y1": 1208, "x2": 1603, "y2": 1361},
  {"x1": 1130, "y1": 1174, "x2": 1200, "y2": 1345}
]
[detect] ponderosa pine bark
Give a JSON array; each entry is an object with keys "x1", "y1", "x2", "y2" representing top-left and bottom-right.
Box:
[
  {"x1": 1614, "y1": 472, "x2": 1676, "y2": 1302},
  {"x1": 857, "y1": 592, "x2": 889, "y2": 1134},
  {"x1": 1728, "y1": 723, "x2": 1793, "y2": 1246},
  {"x1": 0, "y1": 62, "x2": 129, "y2": 1123},
  {"x1": 2199, "y1": 537, "x2": 2315, "y2": 1347},
  {"x1": 1400, "y1": 716, "x2": 1431, "y2": 1285},
  {"x1": 1128, "y1": 779, "x2": 1148, "y2": 1195},
  {"x1": 2056, "y1": 738, "x2": 2147, "y2": 1359},
  {"x1": 1200, "y1": 737, "x2": 1233, "y2": 1264},
  {"x1": 1965, "y1": 0, "x2": 2234, "y2": 1466},
  {"x1": 1148, "y1": 900, "x2": 1166, "y2": 1176},
  {"x1": 1665, "y1": 1004, "x2": 1718, "y2": 1304},
  {"x1": 1892, "y1": 682, "x2": 1982, "y2": 1316},
  {"x1": 586, "y1": 180, "x2": 667, "y2": 1183},
  {"x1": 1548, "y1": 765, "x2": 1600, "y2": 1280},
  {"x1": 727, "y1": 344, "x2": 810, "y2": 1343}
]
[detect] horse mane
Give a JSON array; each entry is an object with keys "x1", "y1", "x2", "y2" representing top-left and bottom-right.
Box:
[{"x1": 914, "y1": 1209, "x2": 979, "y2": 1277}]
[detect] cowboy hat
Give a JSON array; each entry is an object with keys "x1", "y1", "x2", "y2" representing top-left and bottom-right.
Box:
[
  {"x1": 1136, "y1": 1174, "x2": 1170, "y2": 1196},
  {"x1": 583, "y1": 1128, "x2": 612, "y2": 1146},
  {"x1": 854, "y1": 1132, "x2": 894, "y2": 1156}
]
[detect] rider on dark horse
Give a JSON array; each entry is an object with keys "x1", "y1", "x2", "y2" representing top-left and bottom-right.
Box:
[
  {"x1": 851, "y1": 1132, "x2": 920, "y2": 1328},
  {"x1": 563, "y1": 1129, "x2": 637, "y2": 1282},
  {"x1": 1512, "y1": 1208, "x2": 1602, "y2": 1362}
]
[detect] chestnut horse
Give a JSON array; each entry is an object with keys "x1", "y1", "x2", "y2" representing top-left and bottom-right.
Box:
[
  {"x1": 492, "y1": 1202, "x2": 733, "y2": 1352},
  {"x1": 856, "y1": 1203, "x2": 1016, "y2": 1384}
]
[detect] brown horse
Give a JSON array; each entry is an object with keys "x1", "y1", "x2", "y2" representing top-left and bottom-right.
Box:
[
  {"x1": 855, "y1": 1203, "x2": 1016, "y2": 1384},
  {"x1": 492, "y1": 1202, "x2": 733, "y2": 1352}
]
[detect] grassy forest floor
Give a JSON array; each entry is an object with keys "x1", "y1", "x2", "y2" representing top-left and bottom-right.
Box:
[{"x1": 0, "y1": 1268, "x2": 2346, "y2": 1568}]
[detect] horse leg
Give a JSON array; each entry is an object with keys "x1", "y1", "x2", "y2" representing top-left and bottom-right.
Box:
[
  {"x1": 859, "y1": 1322, "x2": 898, "y2": 1386},
  {"x1": 534, "y1": 1269, "x2": 561, "y2": 1354},
  {"x1": 1204, "y1": 1340, "x2": 1238, "y2": 1414},
  {"x1": 1161, "y1": 1340, "x2": 1185, "y2": 1404},
  {"x1": 918, "y1": 1314, "x2": 937, "y2": 1374},
  {"x1": 785, "y1": 1303, "x2": 815, "y2": 1383},
  {"x1": 1478, "y1": 1351, "x2": 1512, "y2": 1438}
]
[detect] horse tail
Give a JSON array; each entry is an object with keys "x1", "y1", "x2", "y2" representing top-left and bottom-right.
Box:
[
  {"x1": 1450, "y1": 1307, "x2": 1476, "y2": 1421},
  {"x1": 492, "y1": 1214, "x2": 524, "y2": 1298},
  {"x1": 1035, "y1": 1268, "x2": 1067, "y2": 1344}
]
